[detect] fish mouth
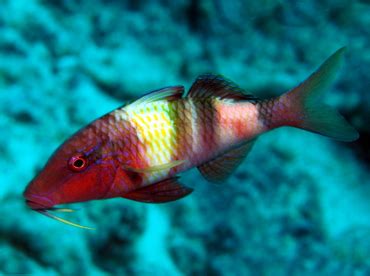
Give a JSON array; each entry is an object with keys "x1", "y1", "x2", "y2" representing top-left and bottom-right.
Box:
[
  {"x1": 25, "y1": 195, "x2": 94, "y2": 230},
  {"x1": 26, "y1": 200, "x2": 51, "y2": 211}
]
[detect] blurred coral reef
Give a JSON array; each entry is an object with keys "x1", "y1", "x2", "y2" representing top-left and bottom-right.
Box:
[{"x1": 0, "y1": 0, "x2": 369, "y2": 275}]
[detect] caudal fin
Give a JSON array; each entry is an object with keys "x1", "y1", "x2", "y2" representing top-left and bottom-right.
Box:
[{"x1": 276, "y1": 47, "x2": 359, "y2": 142}]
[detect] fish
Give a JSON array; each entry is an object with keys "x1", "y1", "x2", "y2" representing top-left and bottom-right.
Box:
[{"x1": 24, "y1": 47, "x2": 359, "y2": 229}]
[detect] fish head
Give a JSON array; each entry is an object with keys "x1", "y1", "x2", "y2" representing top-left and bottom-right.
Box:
[{"x1": 24, "y1": 125, "x2": 117, "y2": 212}]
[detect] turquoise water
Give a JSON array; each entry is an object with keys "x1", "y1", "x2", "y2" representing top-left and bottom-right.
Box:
[{"x1": 1, "y1": 1, "x2": 370, "y2": 275}]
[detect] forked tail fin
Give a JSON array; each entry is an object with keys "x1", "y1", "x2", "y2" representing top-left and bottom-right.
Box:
[{"x1": 271, "y1": 47, "x2": 359, "y2": 142}]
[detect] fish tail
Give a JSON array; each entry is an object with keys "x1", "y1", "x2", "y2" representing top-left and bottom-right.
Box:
[{"x1": 262, "y1": 47, "x2": 359, "y2": 142}]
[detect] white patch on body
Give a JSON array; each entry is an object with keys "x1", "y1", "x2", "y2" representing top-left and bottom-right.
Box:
[{"x1": 215, "y1": 101, "x2": 264, "y2": 148}]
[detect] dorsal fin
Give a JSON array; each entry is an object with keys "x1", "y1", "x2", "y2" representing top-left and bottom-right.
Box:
[
  {"x1": 187, "y1": 74, "x2": 258, "y2": 102},
  {"x1": 198, "y1": 139, "x2": 256, "y2": 183},
  {"x1": 129, "y1": 86, "x2": 184, "y2": 107}
]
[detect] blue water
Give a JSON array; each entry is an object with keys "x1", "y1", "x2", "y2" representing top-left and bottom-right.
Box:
[{"x1": 1, "y1": 1, "x2": 370, "y2": 275}]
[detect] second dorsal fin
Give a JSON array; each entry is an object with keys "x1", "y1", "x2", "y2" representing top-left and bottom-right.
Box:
[{"x1": 187, "y1": 74, "x2": 258, "y2": 102}]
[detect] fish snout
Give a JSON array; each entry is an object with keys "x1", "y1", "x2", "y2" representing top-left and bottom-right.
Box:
[{"x1": 24, "y1": 193, "x2": 54, "y2": 210}]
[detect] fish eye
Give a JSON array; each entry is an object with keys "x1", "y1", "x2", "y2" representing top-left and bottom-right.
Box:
[{"x1": 68, "y1": 155, "x2": 88, "y2": 172}]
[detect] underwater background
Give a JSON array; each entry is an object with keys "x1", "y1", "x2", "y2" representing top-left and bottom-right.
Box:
[{"x1": 1, "y1": 0, "x2": 370, "y2": 275}]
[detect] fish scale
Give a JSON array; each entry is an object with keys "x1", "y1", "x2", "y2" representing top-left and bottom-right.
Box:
[{"x1": 124, "y1": 100, "x2": 184, "y2": 183}]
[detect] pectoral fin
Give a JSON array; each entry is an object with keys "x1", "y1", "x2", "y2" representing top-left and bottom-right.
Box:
[
  {"x1": 198, "y1": 140, "x2": 256, "y2": 183},
  {"x1": 122, "y1": 177, "x2": 193, "y2": 203},
  {"x1": 123, "y1": 160, "x2": 185, "y2": 173}
]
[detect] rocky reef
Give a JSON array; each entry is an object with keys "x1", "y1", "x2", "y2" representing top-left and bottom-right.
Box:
[{"x1": 1, "y1": 0, "x2": 369, "y2": 274}]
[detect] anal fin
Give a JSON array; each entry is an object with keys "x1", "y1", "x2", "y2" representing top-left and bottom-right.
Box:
[
  {"x1": 122, "y1": 177, "x2": 193, "y2": 203},
  {"x1": 198, "y1": 139, "x2": 256, "y2": 183}
]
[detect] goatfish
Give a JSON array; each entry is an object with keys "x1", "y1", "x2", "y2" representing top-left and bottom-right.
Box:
[{"x1": 24, "y1": 48, "x2": 358, "y2": 229}]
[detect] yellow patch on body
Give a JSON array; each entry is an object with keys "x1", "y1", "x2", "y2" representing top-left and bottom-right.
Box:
[{"x1": 124, "y1": 101, "x2": 178, "y2": 182}]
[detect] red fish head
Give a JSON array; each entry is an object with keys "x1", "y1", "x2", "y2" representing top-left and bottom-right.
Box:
[{"x1": 24, "y1": 126, "x2": 117, "y2": 212}]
